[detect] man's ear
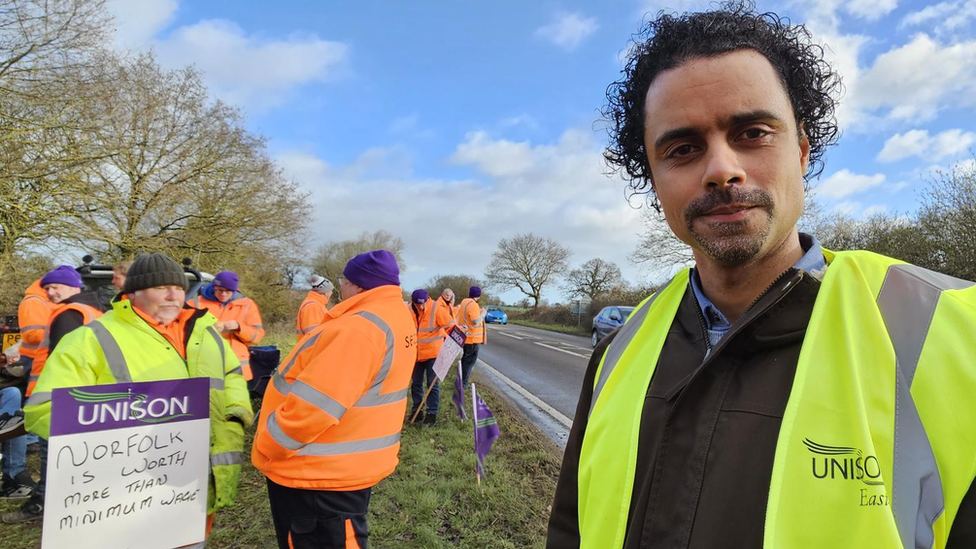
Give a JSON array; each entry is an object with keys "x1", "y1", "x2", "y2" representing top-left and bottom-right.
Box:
[{"x1": 798, "y1": 123, "x2": 810, "y2": 175}]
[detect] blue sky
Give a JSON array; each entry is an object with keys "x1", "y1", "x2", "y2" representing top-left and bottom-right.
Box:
[{"x1": 107, "y1": 0, "x2": 976, "y2": 303}]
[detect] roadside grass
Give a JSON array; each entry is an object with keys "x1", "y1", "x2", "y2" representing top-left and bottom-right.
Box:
[
  {"x1": 508, "y1": 319, "x2": 589, "y2": 337},
  {"x1": 1, "y1": 325, "x2": 561, "y2": 548}
]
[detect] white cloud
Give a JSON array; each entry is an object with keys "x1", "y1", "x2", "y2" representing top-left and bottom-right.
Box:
[
  {"x1": 852, "y1": 34, "x2": 976, "y2": 124},
  {"x1": 862, "y1": 204, "x2": 888, "y2": 217},
  {"x1": 833, "y1": 200, "x2": 861, "y2": 216},
  {"x1": 816, "y1": 169, "x2": 887, "y2": 199},
  {"x1": 535, "y1": 12, "x2": 598, "y2": 51},
  {"x1": 107, "y1": 0, "x2": 178, "y2": 49},
  {"x1": 878, "y1": 129, "x2": 976, "y2": 162},
  {"x1": 278, "y1": 128, "x2": 646, "y2": 302},
  {"x1": 844, "y1": 0, "x2": 898, "y2": 21},
  {"x1": 152, "y1": 19, "x2": 348, "y2": 109},
  {"x1": 900, "y1": 0, "x2": 976, "y2": 36}
]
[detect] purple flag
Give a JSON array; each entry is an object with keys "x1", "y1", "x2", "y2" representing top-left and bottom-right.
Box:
[
  {"x1": 472, "y1": 385, "x2": 500, "y2": 479},
  {"x1": 452, "y1": 363, "x2": 467, "y2": 421}
]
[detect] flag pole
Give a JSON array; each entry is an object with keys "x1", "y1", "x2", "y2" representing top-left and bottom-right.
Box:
[
  {"x1": 410, "y1": 381, "x2": 437, "y2": 423},
  {"x1": 472, "y1": 382, "x2": 480, "y2": 486}
]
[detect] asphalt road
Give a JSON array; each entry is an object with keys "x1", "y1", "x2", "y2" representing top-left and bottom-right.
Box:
[{"x1": 475, "y1": 322, "x2": 596, "y2": 446}]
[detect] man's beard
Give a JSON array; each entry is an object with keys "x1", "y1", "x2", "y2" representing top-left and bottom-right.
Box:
[{"x1": 684, "y1": 187, "x2": 775, "y2": 265}]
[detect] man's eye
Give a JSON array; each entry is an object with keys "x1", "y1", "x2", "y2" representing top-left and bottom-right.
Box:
[
  {"x1": 742, "y1": 128, "x2": 768, "y2": 139},
  {"x1": 668, "y1": 144, "x2": 695, "y2": 158}
]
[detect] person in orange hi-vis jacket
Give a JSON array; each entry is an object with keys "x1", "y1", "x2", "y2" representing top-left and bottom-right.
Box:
[
  {"x1": 253, "y1": 250, "x2": 416, "y2": 549},
  {"x1": 408, "y1": 289, "x2": 454, "y2": 426},
  {"x1": 296, "y1": 274, "x2": 334, "y2": 341},
  {"x1": 187, "y1": 270, "x2": 264, "y2": 380},
  {"x1": 457, "y1": 286, "x2": 487, "y2": 388},
  {"x1": 438, "y1": 288, "x2": 458, "y2": 331},
  {"x1": 17, "y1": 279, "x2": 54, "y2": 378}
]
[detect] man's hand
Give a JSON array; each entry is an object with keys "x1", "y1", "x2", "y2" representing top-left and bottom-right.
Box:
[{"x1": 221, "y1": 320, "x2": 240, "y2": 332}]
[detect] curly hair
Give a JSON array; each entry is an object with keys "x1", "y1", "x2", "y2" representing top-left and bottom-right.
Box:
[{"x1": 605, "y1": 1, "x2": 842, "y2": 206}]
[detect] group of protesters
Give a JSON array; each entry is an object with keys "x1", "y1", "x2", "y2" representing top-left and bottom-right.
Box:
[{"x1": 0, "y1": 249, "x2": 487, "y2": 548}]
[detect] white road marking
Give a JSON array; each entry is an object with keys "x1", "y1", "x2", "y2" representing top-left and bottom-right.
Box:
[
  {"x1": 478, "y1": 359, "x2": 573, "y2": 428},
  {"x1": 534, "y1": 342, "x2": 589, "y2": 358},
  {"x1": 496, "y1": 331, "x2": 525, "y2": 340}
]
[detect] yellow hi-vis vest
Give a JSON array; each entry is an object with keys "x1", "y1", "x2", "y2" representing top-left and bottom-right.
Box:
[
  {"x1": 578, "y1": 250, "x2": 976, "y2": 548},
  {"x1": 24, "y1": 299, "x2": 255, "y2": 514}
]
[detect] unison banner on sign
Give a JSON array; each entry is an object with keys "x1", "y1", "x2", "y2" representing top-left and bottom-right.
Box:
[
  {"x1": 432, "y1": 326, "x2": 467, "y2": 381},
  {"x1": 42, "y1": 378, "x2": 211, "y2": 549}
]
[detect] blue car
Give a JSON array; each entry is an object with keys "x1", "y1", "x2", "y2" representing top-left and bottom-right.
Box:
[
  {"x1": 591, "y1": 306, "x2": 635, "y2": 347},
  {"x1": 485, "y1": 306, "x2": 508, "y2": 324}
]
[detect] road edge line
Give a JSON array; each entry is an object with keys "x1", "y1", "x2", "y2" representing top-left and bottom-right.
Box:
[{"x1": 477, "y1": 359, "x2": 573, "y2": 428}]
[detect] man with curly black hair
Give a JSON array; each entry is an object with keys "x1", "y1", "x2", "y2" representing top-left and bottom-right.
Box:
[{"x1": 548, "y1": 3, "x2": 976, "y2": 548}]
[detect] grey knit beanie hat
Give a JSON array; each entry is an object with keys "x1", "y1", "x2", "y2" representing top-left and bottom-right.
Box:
[{"x1": 123, "y1": 253, "x2": 189, "y2": 294}]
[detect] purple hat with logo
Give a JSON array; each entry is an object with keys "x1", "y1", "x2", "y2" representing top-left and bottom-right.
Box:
[
  {"x1": 411, "y1": 289, "x2": 429, "y2": 304},
  {"x1": 41, "y1": 265, "x2": 82, "y2": 288},
  {"x1": 469, "y1": 286, "x2": 482, "y2": 298},
  {"x1": 343, "y1": 250, "x2": 400, "y2": 290},
  {"x1": 213, "y1": 271, "x2": 239, "y2": 292}
]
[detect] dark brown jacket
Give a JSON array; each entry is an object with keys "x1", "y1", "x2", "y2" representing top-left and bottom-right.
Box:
[{"x1": 547, "y1": 269, "x2": 976, "y2": 548}]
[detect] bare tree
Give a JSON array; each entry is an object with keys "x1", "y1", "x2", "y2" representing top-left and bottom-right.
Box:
[
  {"x1": 0, "y1": 0, "x2": 112, "y2": 274},
  {"x1": 312, "y1": 230, "x2": 406, "y2": 293},
  {"x1": 563, "y1": 258, "x2": 622, "y2": 299},
  {"x1": 485, "y1": 233, "x2": 570, "y2": 308},
  {"x1": 630, "y1": 208, "x2": 694, "y2": 270},
  {"x1": 425, "y1": 273, "x2": 484, "y2": 300},
  {"x1": 54, "y1": 53, "x2": 310, "y2": 261}
]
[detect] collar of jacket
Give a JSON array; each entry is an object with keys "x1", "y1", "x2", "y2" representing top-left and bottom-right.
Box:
[
  {"x1": 58, "y1": 291, "x2": 106, "y2": 312},
  {"x1": 411, "y1": 299, "x2": 431, "y2": 325},
  {"x1": 109, "y1": 298, "x2": 213, "y2": 340},
  {"x1": 24, "y1": 279, "x2": 51, "y2": 302},
  {"x1": 327, "y1": 285, "x2": 403, "y2": 321}
]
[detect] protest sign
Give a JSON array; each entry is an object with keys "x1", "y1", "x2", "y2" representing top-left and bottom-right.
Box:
[
  {"x1": 43, "y1": 378, "x2": 210, "y2": 549},
  {"x1": 432, "y1": 326, "x2": 466, "y2": 381}
]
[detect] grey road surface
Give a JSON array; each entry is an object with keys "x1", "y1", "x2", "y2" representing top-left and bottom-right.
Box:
[{"x1": 474, "y1": 323, "x2": 595, "y2": 448}]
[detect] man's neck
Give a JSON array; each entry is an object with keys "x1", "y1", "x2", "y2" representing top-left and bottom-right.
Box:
[{"x1": 693, "y1": 229, "x2": 803, "y2": 322}]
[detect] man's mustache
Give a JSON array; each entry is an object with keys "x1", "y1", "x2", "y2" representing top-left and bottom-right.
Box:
[{"x1": 684, "y1": 187, "x2": 774, "y2": 225}]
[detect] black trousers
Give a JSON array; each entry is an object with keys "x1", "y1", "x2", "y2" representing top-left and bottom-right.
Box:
[{"x1": 266, "y1": 477, "x2": 371, "y2": 549}]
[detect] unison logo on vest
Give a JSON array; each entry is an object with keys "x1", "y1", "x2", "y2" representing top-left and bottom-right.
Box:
[
  {"x1": 70, "y1": 388, "x2": 192, "y2": 426},
  {"x1": 803, "y1": 438, "x2": 884, "y2": 486}
]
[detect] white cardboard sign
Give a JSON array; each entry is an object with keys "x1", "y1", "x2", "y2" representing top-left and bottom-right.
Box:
[{"x1": 43, "y1": 378, "x2": 211, "y2": 549}]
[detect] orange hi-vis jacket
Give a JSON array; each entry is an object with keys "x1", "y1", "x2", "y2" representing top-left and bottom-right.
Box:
[
  {"x1": 411, "y1": 298, "x2": 454, "y2": 361},
  {"x1": 296, "y1": 291, "x2": 330, "y2": 341},
  {"x1": 438, "y1": 296, "x2": 458, "y2": 332},
  {"x1": 27, "y1": 302, "x2": 103, "y2": 396},
  {"x1": 252, "y1": 285, "x2": 418, "y2": 491},
  {"x1": 458, "y1": 297, "x2": 486, "y2": 345},
  {"x1": 189, "y1": 287, "x2": 264, "y2": 380},
  {"x1": 18, "y1": 280, "x2": 54, "y2": 360}
]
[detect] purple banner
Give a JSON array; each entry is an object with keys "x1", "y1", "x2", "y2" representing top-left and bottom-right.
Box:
[
  {"x1": 50, "y1": 378, "x2": 210, "y2": 437},
  {"x1": 447, "y1": 326, "x2": 466, "y2": 348}
]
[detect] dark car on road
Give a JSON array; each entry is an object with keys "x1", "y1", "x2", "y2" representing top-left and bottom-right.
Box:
[{"x1": 591, "y1": 306, "x2": 634, "y2": 347}]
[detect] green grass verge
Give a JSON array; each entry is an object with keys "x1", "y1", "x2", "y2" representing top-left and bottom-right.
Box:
[
  {"x1": 508, "y1": 319, "x2": 589, "y2": 336},
  {"x1": 1, "y1": 326, "x2": 561, "y2": 548}
]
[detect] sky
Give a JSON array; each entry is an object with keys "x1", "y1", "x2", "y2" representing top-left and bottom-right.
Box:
[{"x1": 105, "y1": 0, "x2": 976, "y2": 304}]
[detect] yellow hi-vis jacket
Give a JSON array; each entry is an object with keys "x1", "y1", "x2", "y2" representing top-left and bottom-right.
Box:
[
  {"x1": 578, "y1": 250, "x2": 976, "y2": 548},
  {"x1": 24, "y1": 298, "x2": 254, "y2": 514}
]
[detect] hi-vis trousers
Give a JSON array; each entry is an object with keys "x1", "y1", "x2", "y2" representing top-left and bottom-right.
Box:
[{"x1": 266, "y1": 477, "x2": 370, "y2": 549}]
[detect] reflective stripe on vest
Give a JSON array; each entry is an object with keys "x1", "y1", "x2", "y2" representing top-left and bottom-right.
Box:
[
  {"x1": 353, "y1": 310, "x2": 407, "y2": 407},
  {"x1": 89, "y1": 322, "x2": 133, "y2": 383},
  {"x1": 579, "y1": 253, "x2": 976, "y2": 549},
  {"x1": 211, "y1": 451, "x2": 243, "y2": 467}
]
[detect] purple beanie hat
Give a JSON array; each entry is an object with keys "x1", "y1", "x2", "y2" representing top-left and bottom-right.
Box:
[
  {"x1": 343, "y1": 250, "x2": 400, "y2": 290},
  {"x1": 469, "y1": 286, "x2": 482, "y2": 298},
  {"x1": 41, "y1": 265, "x2": 82, "y2": 288},
  {"x1": 411, "y1": 289, "x2": 429, "y2": 304},
  {"x1": 213, "y1": 271, "x2": 239, "y2": 292}
]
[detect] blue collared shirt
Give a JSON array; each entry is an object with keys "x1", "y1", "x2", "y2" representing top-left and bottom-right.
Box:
[{"x1": 690, "y1": 233, "x2": 826, "y2": 347}]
